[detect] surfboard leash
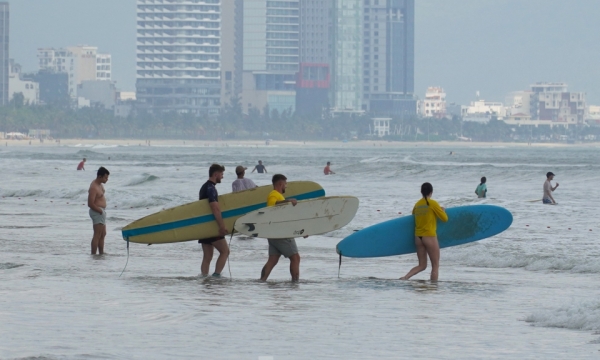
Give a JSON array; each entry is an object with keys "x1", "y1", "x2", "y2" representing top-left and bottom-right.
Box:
[
  {"x1": 227, "y1": 224, "x2": 235, "y2": 280},
  {"x1": 338, "y1": 252, "x2": 342, "y2": 278},
  {"x1": 119, "y1": 238, "x2": 130, "y2": 278}
]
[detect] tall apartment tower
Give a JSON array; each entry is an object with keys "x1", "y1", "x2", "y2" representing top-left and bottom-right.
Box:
[
  {"x1": 295, "y1": 1, "x2": 332, "y2": 116},
  {"x1": 0, "y1": 2, "x2": 8, "y2": 106},
  {"x1": 136, "y1": 0, "x2": 221, "y2": 115},
  {"x1": 331, "y1": 0, "x2": 363, "y2": 113},
  {"x1": 241, "y1": 0, "x2": 299, "y2": 114},
  {"x1": 220, "y1": 0, "x2": 243, "y2": 106},
  {"x1": 364, "y1": 0, "x2": 415, "y2": 115}
]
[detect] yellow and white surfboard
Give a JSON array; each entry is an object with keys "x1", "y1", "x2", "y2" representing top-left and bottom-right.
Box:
[{"x1": 121, "y1": 181, "x2": 325, "y2": 244}]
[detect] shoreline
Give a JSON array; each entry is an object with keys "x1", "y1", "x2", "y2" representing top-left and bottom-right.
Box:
[{"x1": 1, "y1": 138, "x2": 599, "y2": 148}]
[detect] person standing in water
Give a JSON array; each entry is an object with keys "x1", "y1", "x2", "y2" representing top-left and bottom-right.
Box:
[
  {"x1": 251, "y1": 160, "x2": 268, "y2": 174},
  {"x1": 232, "y1": 165, "x2": 257, "y2": 192},
  {"x1": 198, "y1": 164, "x2": 230, "y2": 277},
  {"x1": 88, "y1": 167, "x2": 109, "y2": 255},
  {"x1": 77, "y1": 158, "x2": 86, "y2": 171},
  {"x1": 543, "y1": 172, "x2": 559, "y2": 204},
  {"x1": 260, "y1": 174, "x2": 301, "y2": 281},
  {"x1": 400, "y1": 182, "x2": 448, "y2": 281},
  {"x1": 475, "y1": 177, "x2": 487, "y2": 198},
  {"x1": 323, "y1": 161, "x2": 335, "y2": 175}
]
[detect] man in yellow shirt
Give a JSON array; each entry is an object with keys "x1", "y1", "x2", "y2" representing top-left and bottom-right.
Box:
[{"x1": 260, "y1": 174, "x2": 301, "y2": 281}]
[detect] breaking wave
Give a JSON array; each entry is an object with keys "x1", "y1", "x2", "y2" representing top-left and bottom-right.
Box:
[
  {"x1": 124, "y1": 173, "x2": 160, "y2": 186},
  {"x1": 525, "y1": 300, "x2": 600, "y2": 331}
]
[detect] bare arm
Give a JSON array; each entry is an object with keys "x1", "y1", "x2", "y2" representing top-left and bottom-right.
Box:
[
  {"x1": 251, "y1": 167, "x2": 256, "y2": 173},
  {"x1": 276, "y1": 198, "x2": 297, "y2": 206},
  {"x1": 209, "y1": 202, "x2": 228, "y2": 236},
  {"x1": 87, "y1": 186, "x2": 103, "y2": 213}
]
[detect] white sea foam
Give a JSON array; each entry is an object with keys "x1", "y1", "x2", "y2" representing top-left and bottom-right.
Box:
[{"x1": 525, "y1": 300, "x2": 600, "y2": 331}]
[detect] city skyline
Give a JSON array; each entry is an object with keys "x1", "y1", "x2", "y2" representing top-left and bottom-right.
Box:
[{"x1": 6, "y1": 0, "x2": 600, "y2": 106}]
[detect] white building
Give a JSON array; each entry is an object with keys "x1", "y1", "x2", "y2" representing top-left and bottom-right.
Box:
[
  {"x1": 462, "y1": 99, "x2": 506, "y2": 121},
  {"x1": 586, "y1": 105, "x2": 600, "y2": 126},
  {"x1": 372, "y1": 118, "x2": 391, "y2": 137},
  {"x1": 96, "y1": 53, "x2": 112, "y2": 81},
  {"x1": 9, "y1": 60, "x2": 39, "y2": 105},
  {"x1": 420, "y1": 87, "x2": 446, "y2": 118},
  {"x1": 37, "y1": 46, "x2": 111, "y2": 99},
  {"x1": 136, "y1": 0, "x2": 221, "y2": 114},
  {"x1": 505, "y1": 91, "x2": 531, "y2": 116}
]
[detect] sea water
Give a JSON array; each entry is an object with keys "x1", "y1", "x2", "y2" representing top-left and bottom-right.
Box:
[{"x1": 0, "y1": 143, "x2": 599, "y2": 359}]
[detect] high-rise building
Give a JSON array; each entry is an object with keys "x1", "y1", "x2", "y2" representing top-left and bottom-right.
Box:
[
  {"x1": 364, "y1": 0, "x2": 415, "y2": 116},
  {"x1": 96, "y1": 54, "x2": 112, "y2": 81},
  {"x1": 241, "y1": 0, "x2": 299, "y2": 114},
  {"x1": 136, "y1": 0, "x2": 221, "y2": 115},
  {"x1": 220, "y1": 0, "x2": 243, "y2": 106},
  {"x1": 529, "y1": 82, "x2": 586, "y2": 125},
  {"x1": 296, "y1": 0, "x2": 332, "y2": 117},
  {"x1": 0, "y1": 2, "x2": 8, "y2": 106},
  {"x1": 331, "y1": 0, "x2": 363, "y2": 113}
]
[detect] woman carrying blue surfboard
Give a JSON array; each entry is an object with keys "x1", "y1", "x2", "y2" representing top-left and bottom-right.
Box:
[{"x1": 400, "y1": 183, "x2": 448, "y2": 281}]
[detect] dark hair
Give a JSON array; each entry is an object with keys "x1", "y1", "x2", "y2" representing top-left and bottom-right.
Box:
[
  {"x1": 209, "y1": 163, "x2": 225, "y2": 177},
  {"x1": 421, "y1": 182, "x2": 433, "y2": 206},
  {"x1": 97, "y1": 167, "x2": 110, "y2": 178},
  {"x1": 272, "y1": 174, "x2": 287, "y2": 185},
  {"x1": 480, "y1": 176, "x2": 487, "y2": 185},
  {"x1": 327, "y1": 161, "x2": 331, "y2": 165}
]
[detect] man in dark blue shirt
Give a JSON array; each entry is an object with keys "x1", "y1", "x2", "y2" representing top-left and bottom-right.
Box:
[
  {"x1": 198, "y1": 163, "x2": 229, "y2": 277},
  {"x1": 251, "y1": 160, "x2": 268, "y2": 174}
]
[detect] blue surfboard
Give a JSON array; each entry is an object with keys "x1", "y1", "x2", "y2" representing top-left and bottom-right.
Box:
[{"x1": 336, "y1": 205, "x2": 513, "y2": 258}]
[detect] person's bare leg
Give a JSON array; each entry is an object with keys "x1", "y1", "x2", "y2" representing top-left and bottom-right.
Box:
[
  {"x1": 91, "y1": 224, "x2": 103, "y2": 255},
  {"x1": 260, "y1": 255, "x2": 280, "y2": 281},
  {"x1": 98, "y1": 225, "x2": 106, "y2": 255},
  {"x1": 211, "y1": 238, "x2": 230, "y2": 275},
  {"x1": 400, "y1": 237, "x2": 428, "y2": 280},
  {"x1": 422, "y1": 237, "x2": 440, "y2": 281},
  {"x1": 289, "y1": 253, "x2": 300, "y2": 281},
  {"x1": 201, "y1": 243, "x2": 214, "y2": 275}
]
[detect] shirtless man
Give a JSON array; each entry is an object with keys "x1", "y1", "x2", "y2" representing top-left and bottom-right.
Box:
[
  {"x1": 323, "y1": 161, "x2": 335, "y2": 175},
  {"x1": 77, "y1": 158, "x2": 86, "y2": 171},
  {"x1": 543, "y1": 172, "x2": 559, "y2": 204},
  {"x1": 88, "y1": 167, "x2": 110, "y2": 254}
]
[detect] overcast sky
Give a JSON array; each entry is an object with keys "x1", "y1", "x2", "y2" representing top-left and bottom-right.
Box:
[{"x1": 9, "y1": 0, "x2": 600, "y2": 105}]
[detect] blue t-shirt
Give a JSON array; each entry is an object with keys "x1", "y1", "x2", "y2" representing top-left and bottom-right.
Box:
[{"x1": 199, "y1": 180, "x2": 218, "y2": 202}]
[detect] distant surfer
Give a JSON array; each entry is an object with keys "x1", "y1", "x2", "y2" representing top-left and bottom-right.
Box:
[
  {"x1": 87, "y1": 167, "x2": 110, "y2": 255},
  {"x1": 323, "y1": 161, "x2": 335, "y2": 175},
  {"x1": 251, "y1": 160, "x2": 267, "y2": 174},
  {"x1": 260, "y1": 174, "x2": 301, "y2": 282},
  {"x1": 198, "y1": 164, "x2": 230, "y2": 277},
  {"x1": 400, "y1": 182, "x2": 448, "y2": 281},
  {"x1": 475, "y1": 177, "x2": 487, "y2": 198},
  {"x1": 77, "y1": 158, "x2": 86, "y2": 171},
  {"x1": 232, "y1": 165, "x2": 257, "y2": 192},
  {"x1": 543, "y1": 172, "x2": 559, "y2": 204}
]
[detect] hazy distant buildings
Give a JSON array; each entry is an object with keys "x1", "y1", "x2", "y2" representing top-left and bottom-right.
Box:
[
  {"x1": 529, "y1": 82, "x2": 585, "y2": 125},
  {"x1": 240, "y1": 0, "x2": 299, "y2": 114},
  {"x1": 296, "y1": 0, "x2": 332, "y2": 117},
  {"x1": 331, "y1": 0, "x2": 363, "y2": 113},
  {"x1": 364, "y1": 0, "x2": 416, "y2": 116},
  {"x1": 37, "y1": 46, "x2": 112, "y2": 99},
  {"x1": 9, "y1": 60, "x2": 39, "y2": 105},
  {"x1": 462, "y1": 100, "x2": 506, "y2": 123},
  {"x1": 220, "y1": 0, "x2": 242, "y2": 106},
  {"x1": 419, "y1": 86, "x2": 446, "y2": 118},
  {"x1": 136, "y1": 0, "x2": 221, "y2": 114},
  {"x1": 0, "y1": 2, "x2": 8, "y2": 106}
]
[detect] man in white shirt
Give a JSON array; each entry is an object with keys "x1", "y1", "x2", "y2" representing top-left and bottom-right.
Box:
[{"x1": 232, "y1": 165, "x2": 257, "y2": 192}]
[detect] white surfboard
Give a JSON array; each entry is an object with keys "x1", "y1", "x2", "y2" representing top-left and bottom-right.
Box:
[{"x1": 234, "y1": 196, "x2": 359, "y2": 239}]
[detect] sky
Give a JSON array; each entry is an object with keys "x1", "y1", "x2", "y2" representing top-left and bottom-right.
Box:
[{"x1": 9, "y1": 0, "x2": 600, "y2": 105}]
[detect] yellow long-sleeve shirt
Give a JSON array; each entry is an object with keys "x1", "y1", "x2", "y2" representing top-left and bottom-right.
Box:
[{"x1": 412, "y1": 198, "x2": 448, "y2": 237}]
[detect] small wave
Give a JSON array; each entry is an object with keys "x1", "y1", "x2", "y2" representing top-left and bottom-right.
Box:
[
  {"x1": 525, "y1": 300, "x2": 600, "y2": 331},
  {"x1": 445, "y1": 246, "x2": 600, "y2": 274},
  {"x1": 75, "y1": 149, "x2": 101, "y2": 155},
  {"x1": 0, "y1": 262, "x2": 25, "y2": 270},
  {"x1": 91, "y1": 144, "x2": 118, "y2": 149},
  {"x1": 0, "y1": 225, "x2": 49, "y2": 229},
  {"x1": 1, "y1": 188, "x2": 86, "y2": 200},
  {"x1": 125, "y1": 173, "x2": 160, "y2": 186}
]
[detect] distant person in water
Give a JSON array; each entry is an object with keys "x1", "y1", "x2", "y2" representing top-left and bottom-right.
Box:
[
  {"x1": 88, "y1": 167, "x2": 109, "y2": 255},
  {"x1": 232, "y1": 165, "x2": 257, "y2": 192},
  {"x1": 475, "y1": 177, "x2": 487, "y2": 198},
  {"x1": 543, "y1": 172, "x2": 559, "y2": 204},
  {"x1": 400, "y1": 182, "x2": 448, "y2": 281},
  {"x1": 77, "y1": 158, "x2": 86, "y2": 171},
  {"x1": 198, "y1": 164, "x2": 230, "y2": 276},
  {"x1": 323, "y1": 161, "x2": 335, "y2": 175},
  {"x1": 252, "y1": 160, "x2": 267, "y2": 174}
]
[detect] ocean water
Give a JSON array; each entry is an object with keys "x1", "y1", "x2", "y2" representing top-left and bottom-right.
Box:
[{"x1": 1, "y1": 143, "x2": 599, "y2": 359}]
